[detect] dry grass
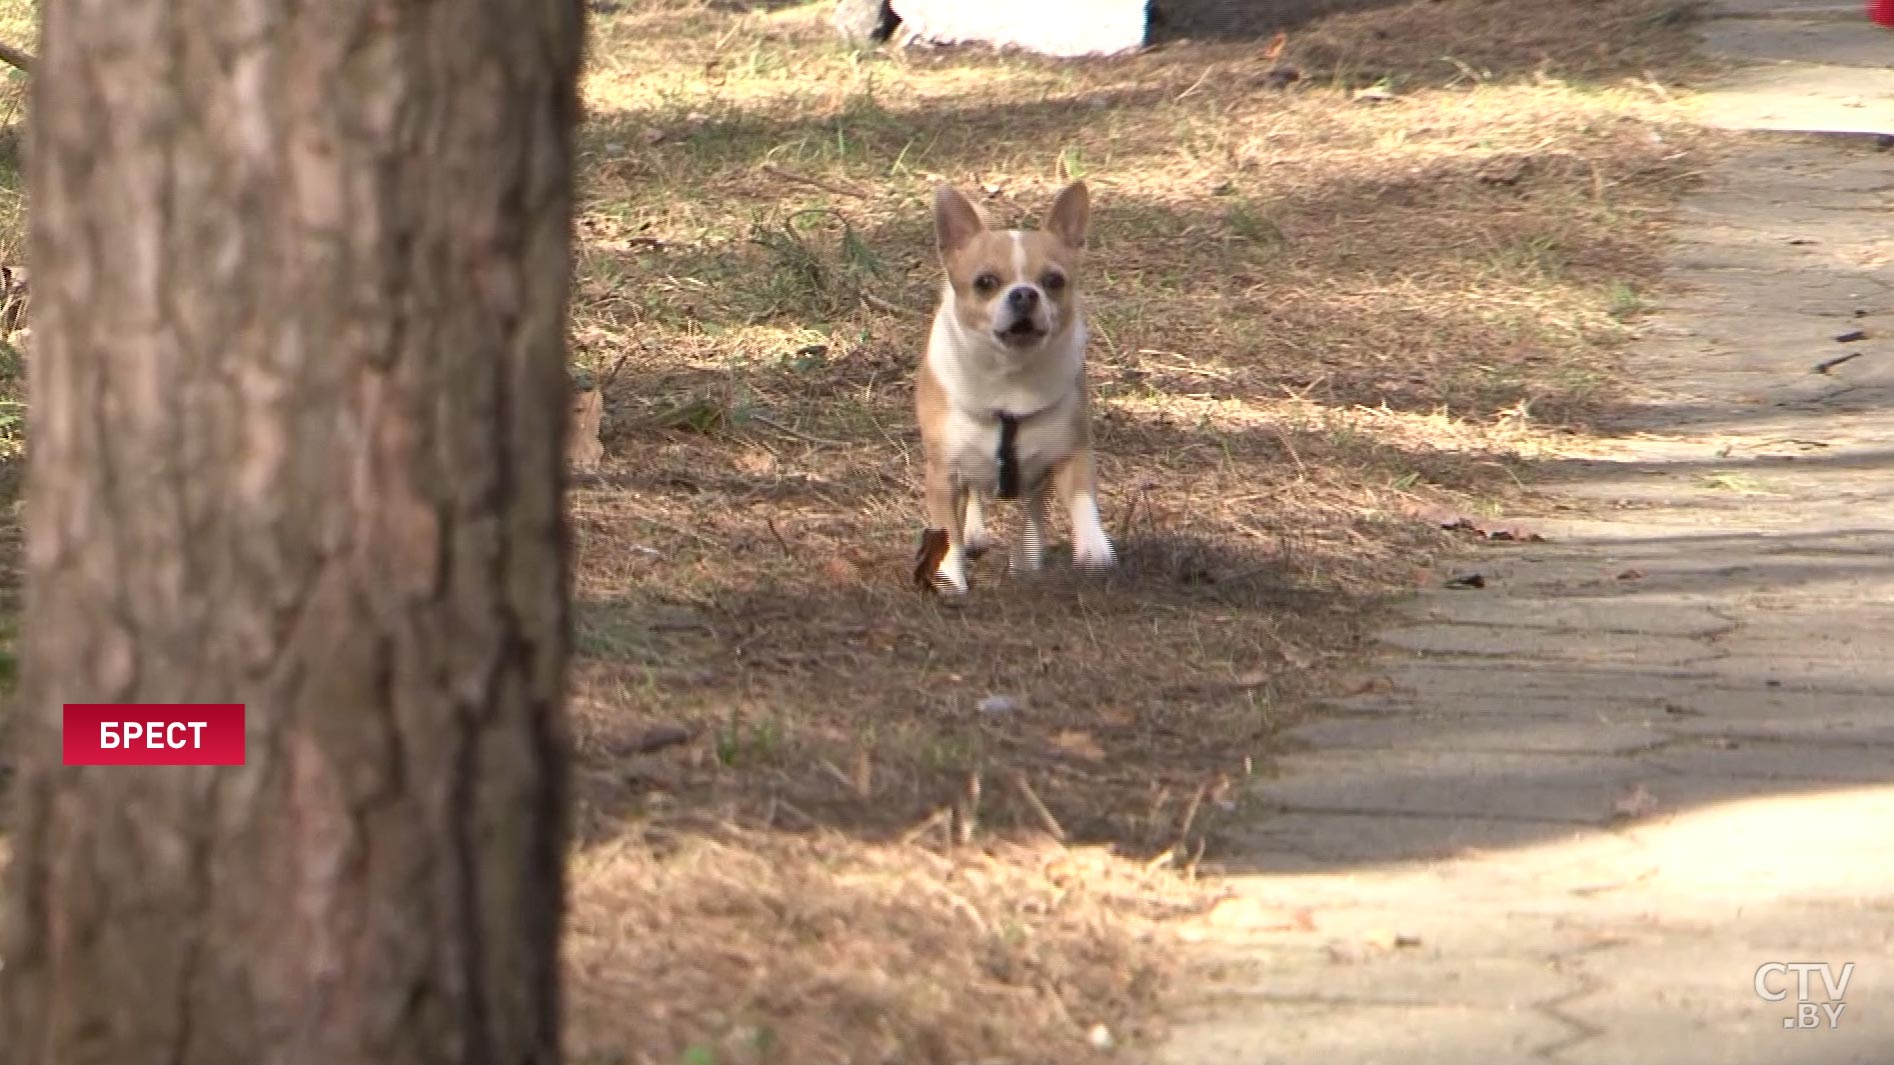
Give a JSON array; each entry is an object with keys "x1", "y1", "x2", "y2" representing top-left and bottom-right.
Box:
[
  {"x1": 0, "y1": 0, "x2": 1720, "y2": 1062},
  {"x1": 566, "y1": 829, "x2": 1210, "y2": 1064},
  {"x1": 0, "y1": 0, "x2": 27, "y2": 740},
  {"x1": 560, "y1": 0, "x2": 1711, "y2": 1060}
]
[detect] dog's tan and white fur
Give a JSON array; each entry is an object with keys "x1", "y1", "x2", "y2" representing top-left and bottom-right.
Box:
[{"x1": 913, "y1": 180, "x2": 1115, "y2": 594}]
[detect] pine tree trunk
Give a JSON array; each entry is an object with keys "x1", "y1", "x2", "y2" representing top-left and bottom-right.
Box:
[{"x1": 0, "y1": 1, "x2": 585, "y2": 1063}]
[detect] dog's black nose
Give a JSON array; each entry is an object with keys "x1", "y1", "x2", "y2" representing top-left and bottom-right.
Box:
[{"x1": 1006, "y1": 286, "x2": 1039, "y2": 312}]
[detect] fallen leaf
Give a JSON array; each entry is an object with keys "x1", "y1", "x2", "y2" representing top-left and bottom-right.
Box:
[
  {"x1": 1051, "y1": 729, "x2": 1106, "y2": 762},
  {"x1": 1400, "y1": 501, "x2": 1545, "y2": 542},
  {"x1": 823, "y1": 555, "x2": 861, "y2": 583},
  {"x1": 1340, "y1": 675, "x2": 1396, "y2": 697},
  {"x1": 1203, "y1": 896, "x2": 1316, "y2": 931},
  {"x1": 978, "y1": 694, "x2": 1021, "y2": 716},
  {"x1": 1569, "y1": 866, "x2": 1659, "y2": 897},
  {"x1": 628, "y1": 725, "x2": 693, "y2": 755},
  {"x1": 1477, "y1": 154, "x2": 1535, "y2": 186},
  {"x1": 1613, "y1": 784, "x2": 1659, "y2": 818},
  {"x1": 1261, "y1": 29, "x2": 1288, "y2": 61},
  {"x1": 912, "y1": 528, "x2": 949, "y2": 592},
  {"x1": 736, "y1": 449, "x2": 778, "y2": 476},
  {"x1": 1262, "y1": 65, "x2": 1301, "y2": 89},
  {"x1": 1401, "y1": 501, "x2": 1473, "y2": 530}
]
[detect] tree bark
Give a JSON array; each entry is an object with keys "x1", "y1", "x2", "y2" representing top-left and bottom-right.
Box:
[{"x1": 0, "y1": 1, "x2": 585, "y2": 1063}]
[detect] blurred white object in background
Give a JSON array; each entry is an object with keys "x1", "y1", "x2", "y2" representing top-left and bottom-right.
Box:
[{"x1": 891, "y1": 0, "x2": 1150, "y2": 58}]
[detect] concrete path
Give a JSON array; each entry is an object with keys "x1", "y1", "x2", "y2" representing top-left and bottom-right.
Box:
[
  {"x1": 1158, "y1": 4, "x2": 1894, "y2": 1063},
  {"x1": 1698, "y1": 0, "x2": 1894, "y2": 134}
]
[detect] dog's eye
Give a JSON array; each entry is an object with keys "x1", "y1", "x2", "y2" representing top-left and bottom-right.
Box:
[
  {"x1": 1042, "y1": 270, "x2": 1067, "y2": 292},
  {"x1": 973, "y1": 272, "x2": 1001, "y2": 294}
]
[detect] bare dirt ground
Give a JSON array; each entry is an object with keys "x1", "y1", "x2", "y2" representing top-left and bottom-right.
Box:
[
  {"x1": 556, "y1": 1, "x2": 1713, "y2": 1060},
  {"x1": 0, "y1": 1, "x2": 1721, "y2": 1062}
]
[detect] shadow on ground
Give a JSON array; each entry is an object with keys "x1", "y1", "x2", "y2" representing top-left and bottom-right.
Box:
[
  {"x1": 563, "y1": 0, "x2": 1726, "y2": 872},
  {"x1": 1149, "y1": 0, "x2": 1412, "y2": 43}
]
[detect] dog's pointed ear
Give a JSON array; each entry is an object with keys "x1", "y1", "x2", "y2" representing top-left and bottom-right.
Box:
[
  {"x1": 934, "y1": 185, "x2": 985, "y2": 260},
  {"x1": 1043, "y1": 180, "x2": 1090, "y2": 250}
]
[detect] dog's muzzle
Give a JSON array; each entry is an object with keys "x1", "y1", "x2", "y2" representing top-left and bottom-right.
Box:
[{"x1": 994, "y1": 285, "x2": 1051, "y2": 346}]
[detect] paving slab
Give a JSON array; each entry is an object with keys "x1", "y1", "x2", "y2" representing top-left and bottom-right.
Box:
[
  {"x1": 1219, "y1": 810, "x2": 1642, "y2": 870},
  {"x1": 1395, "y1": 597, "x2": 1735, "y2": 637},
  {"x1": 1716, "y1": 0, "x2": 1863, "y2": 15},
  {"x1": 1160, "y1": 4, "x2": 1894, "y2": 1062},
  {"x1": 1349, "y1": 662, "x2": 1728, "y2": 701},
  {"x1": 1634, "y1": 740, "x2": 1894, "y2": 783},
  {"x1": 1253, "y1": 748, "x2": 1647, "y2": 822},
  {"x1": 1177, "y1": 932, "x2": 1588, "y2": 1010},
  {"x1": 1284, "y1": 716, "x2": 1667, "y2": 755},
  {"x1": 1701, "y1": 16, "x2": 1894, "y2": 68},
  {"x1": 1157, "y1": 1003, "x2": 1573, "y2": 1065},
  {"x1": 1694, "y1": 61, "x2": 1894, "y2": 135},
  {"x1": 1657, "y1": 691, "x2": 1894, "y2": 742},
  {"x1": 1375, "y1": 625, "x2": 1726, "y2": 666}
]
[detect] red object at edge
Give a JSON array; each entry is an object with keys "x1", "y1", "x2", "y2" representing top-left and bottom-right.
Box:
[{"x1": 1873, "y1": 0, "x2": 1894, "y2": 28}]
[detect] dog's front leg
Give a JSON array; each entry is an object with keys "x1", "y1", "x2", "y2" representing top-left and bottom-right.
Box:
[
  {"x1": 1010, "y1": 481, "x2": 1049, "y2": 575},
  {"x1": 923, "y1": 462, "x2": 971, "y2": 594},
  {"x1": 963, "y1": 493, "x2": 994, "y2": 557},
  {"x1": 1054, "y1": 448, "x2": 1116, "y2": 570}
]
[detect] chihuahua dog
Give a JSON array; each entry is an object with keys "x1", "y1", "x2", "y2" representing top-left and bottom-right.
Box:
[{"x1": 912, "y1": 180, "x2": 1116, "y2": 595}]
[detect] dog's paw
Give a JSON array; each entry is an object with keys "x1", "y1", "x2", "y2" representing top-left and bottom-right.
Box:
[
  {"x1": 1067, "y1": 494, "x2": 1116, "y2": 573},
  {"x1": 964, "y1": 529, "x2": 995, "y2": 559},
  {"x1": 1071, "y1": 534, "x2": 1117, "y2": 571},
  {"x1": 934, "y1": 545, "x2": 971, "y2": 594},
  {"x1": 915, "y1": 528, "x2": 970, "y2": 595},
  {"x1": 1008, "y1": 547, "x2": 1044, "y2": 576}
]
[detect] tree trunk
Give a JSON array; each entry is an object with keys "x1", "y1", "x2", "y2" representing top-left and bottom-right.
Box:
[{"x1": 0, "y1": 0, "x2": 585, "y2": 1063}]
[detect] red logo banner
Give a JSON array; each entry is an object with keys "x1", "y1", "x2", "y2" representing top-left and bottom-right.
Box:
[{"x1": 62, "y1": 703, "x2": 247, "y2": 766}]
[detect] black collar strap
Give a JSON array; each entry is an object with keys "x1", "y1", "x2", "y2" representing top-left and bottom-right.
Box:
[
  {"x1": 966, "y1": 370, "x2": 1079, "y2": 502},
  {"x1": 995, "y1": 412, "x2": 1023, "y2": 499},
  {"x1": 991, "y1": 401, "x2": 1059, "y2": 500}
]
